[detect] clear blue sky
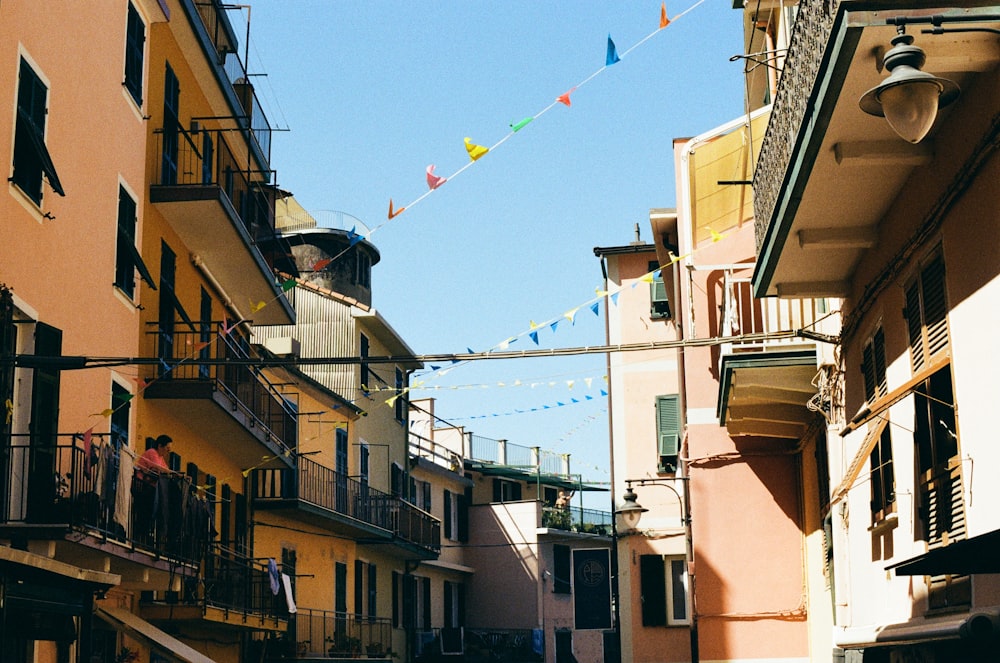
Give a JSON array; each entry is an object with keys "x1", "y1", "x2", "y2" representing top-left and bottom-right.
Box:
[{"x1": 238, "y1": 2, "x2": 746, "y2": 502}]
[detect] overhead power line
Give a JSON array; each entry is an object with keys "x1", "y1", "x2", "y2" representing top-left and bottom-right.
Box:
[{"x1": 4, "y1": 329, "x2": 838, "y2": 371}]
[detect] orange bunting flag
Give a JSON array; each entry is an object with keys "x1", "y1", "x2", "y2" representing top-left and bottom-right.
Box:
[
  {"x1": 660, "y1": 3, "x2": 670, "y2": 28},
  {"x1": 192, "y1": 341, "x2": 210, "y2": 353},
  {"x1": 312, "y1": 258, "x2": 333, "y2": 271},
  {"x1": 250, "y1": 299, "x2": 267, "y2": 314},
  {"x1": 388, "y1": 199, "x2": 405, "y2": 219},
  {"x1": 426, "y1": 164, "x2": 447, "y2": 190},
  {"x1": 557, "y1": 87, "x2": 576, "y2": 106},
  {"x1": 464, "y1": 137, "x2": 489, "y2": 161}
]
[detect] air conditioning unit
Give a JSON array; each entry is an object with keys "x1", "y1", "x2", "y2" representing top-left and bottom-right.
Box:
[{"x1": 263, "y1": 335, "x2": 300, "y2": 357}]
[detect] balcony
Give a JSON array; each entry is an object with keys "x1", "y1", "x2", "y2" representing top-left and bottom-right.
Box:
[
  {"x1": 186, "y1": 0, "x2": 272, "y2": 163},
  {"x1": 716, "y1": 267, "x2": 834, "y2": 439},
  {"x1": 410, "y1": 628, "x2": 542, "y2": 663},
  {"x1": 752, "y1": 0, "x2": 1000, "y2": 300},
  {"x1": 0, "y1": 435, "x2": 201, "y2": 584},
  {"x1": 151, "y1": 124, "x2": 293, "y2": 325},
  {"x1": 286, "y1": 609, "x2": 393, "y2": 660},
  {"x1": 143, "y1": 324, "x2": 297, "y2": 468},
  {"x1": 541, "y1": 506, "x2": 612, "y2": 537},
  {"x1": 140, "y1": 543, "x2": 286, "y2": 631},
  {"x1": 251, "y1": 455, "x2": 393, "y2": 537},
  {"x1": 251, "y1": 456, "x2": 441, "y2": 557}
]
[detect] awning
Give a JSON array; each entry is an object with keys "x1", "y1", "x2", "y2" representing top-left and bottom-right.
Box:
[
  {"x1": 96, "y1": 606, "x2": 218, "y2": 663},
  {"x1": 464, "y1": 461, "x2": 607, "y2": 492},
  {"x1": 887, "y1": 528, "x2": 1000, "y2": 576}
]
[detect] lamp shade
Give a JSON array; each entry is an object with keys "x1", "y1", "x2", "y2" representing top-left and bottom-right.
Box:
[
  {"x1": 859, "y1": 33, "x2": 959, "y2": 144},
  {"x1": 616, "y1": 487, "x2": 648, "y2": 530}
]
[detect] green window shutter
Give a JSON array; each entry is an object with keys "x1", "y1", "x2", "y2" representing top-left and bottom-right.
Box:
[{"x1": 656, "y1": 395, "x2": 681, "y2": 457}]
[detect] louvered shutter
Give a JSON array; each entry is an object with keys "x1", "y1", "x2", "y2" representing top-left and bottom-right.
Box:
[{"x1": 656, "y1": 395, "x2": 681, "y2": 457}]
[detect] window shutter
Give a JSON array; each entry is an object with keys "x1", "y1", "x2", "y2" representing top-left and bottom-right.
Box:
[
  {"x1": 457, "y1": 492, "x2": 469, "y2": 543},
  {"x1": 921, "y1": 256, "x2": 948, "y2": 359},
  {"x1": 639, "y1": 555, "x2": 667, "y2": 626},
  {"x1": 391, "y1": 571, "x2": 399, "y2": 627},
  {"x1": 553, "y1": 544, "x2": 571, "y2": 594},
  {"x1": 650, "y1": 275, "x2": 671, "y2": 319},
  {"x1": 422, "y1": 577, "x2": 431, "y2": 629},
  {"x1": 368, "y1": 563, "x2": 377, "y2": 619},
  {"x1": 402, "y1": 575, "x2": 415, "y2": 629},
  {"x1": 335, "y1": 563, "x2": 347, "y2": 614},
  {"x1": 444, "y1": 581, "x2": 454, "y2": 628},
  {"x1": 354, "y1": 561, "x2": 364, "y2": 617},
  {"x1": 905, "y1": 280, "x2": 925, "y2": 372},
  {"x1": 443, "y1": 490, "x2": 453, "y2": 540},
  {"x1": 656, "y1": 395, "x2": 681, "y2": 457},
  {"x1": 423, "y1": 482, "x2": 431, "y2": 511}
]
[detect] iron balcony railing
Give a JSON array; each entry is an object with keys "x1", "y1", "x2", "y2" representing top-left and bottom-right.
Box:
[
  {"x1": 251, "y1": 455, "x2": 441, "y2": 554},
  {"x1": 0, "y1": 435, "x2": 208, "y2": 564},
  {"x1": 468, "y1": 435, "x2": 568, "y2": 476},
  {"x1": 190, "y1": 0, "x2": 272, "y2": 161},
  {"x1": 170, "y1": 543, "x2": 286, "y2": 622},
  {"x1": 541, "y1": 505, "x2": 612, "y2": 537},
  {"x1": 251, "y1": 455, "x2": 393, "y2": 531},
  {"x1": 292, "y1": 608, "x2": 393, "y2": 659},
  {"x1": 409, "y1": 432, "x2": 463, "y2": 473},
  {"x1": 153, "y1": 125, "x2": 275, "y2": 243},
  {"x1": 147, "y1": 323, "x2": 297, "y2": 456}
]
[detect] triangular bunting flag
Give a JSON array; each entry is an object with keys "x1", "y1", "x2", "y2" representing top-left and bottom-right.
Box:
[
  {"x1": 426, "y1": 164, "x2": 447, "y2": 190},
  {"x1": 529, "y1": 331, "x2": 539, "y2": 345},
  {"x1": 549, "y1": 320, "x2": 559, "y2": 333},
  {"x1": 710, "y1": 228, "x2": 724, "y2": 242},
  {"x1": 557, "y1": 87, "x2": 576, "y2": 106},
  {"x1": 611, "y1": 292, "x2": 620, "y2": 306},
  {"x1": 464, "y1": 137, "x2": 489, "y2": 161},
  {"x1": 281, "y1": 278, "x2": 297, "y2": 292},
  {"x1": 312, "y1": 257, "x2": 333, "y2": 271},
  {"x1": 590, "y1": 301, "x2": 600, "y2": 316},
  {"x1": 660, "y1": 3, "x2": 671, "y2": 28},
  {"x1": 347, "y1": 226, "x2": 362, "y2": 246},
  {"x1": 250, "y1": 299, "x2": 267, "y2": 314},
  {"x1": 388, "y1": 199, "x2": 405, "y2": 219},
  {"x1": 606, "y1": 35, "x2": 620, "y2": 66},
  {"x1": 564, "y1": 308, "x2": 578, "y2": 324},
  {"x1": 510, "y1": 117, "x2": 533, "y2": 132}
]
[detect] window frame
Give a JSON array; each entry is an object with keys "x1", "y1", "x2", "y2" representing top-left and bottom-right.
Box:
[
  {"x1": 11, "y1": 55, "x2": 64, "y2": 204},
  {"x1": 123, "y1": 1, "x2": 146, "y2": 106},
  {"x1": 655, "y1": 394, "x2": 681, "y2": 473},
  {"x1": 639, "y1": 554, "x2": 690, "y2": 626}
]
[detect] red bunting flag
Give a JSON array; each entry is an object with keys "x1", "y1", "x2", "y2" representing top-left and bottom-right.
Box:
[
  {"x1": 312, "y1": 258, "x2": 333, "y2": 271},
  {"x1": 557, "y1": 87, "x2": 576, "y2": 106}
]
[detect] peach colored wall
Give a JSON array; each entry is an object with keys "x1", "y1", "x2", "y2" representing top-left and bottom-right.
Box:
[{"x1": 1, "y1": 1, "x2": 149, "y2": 435}]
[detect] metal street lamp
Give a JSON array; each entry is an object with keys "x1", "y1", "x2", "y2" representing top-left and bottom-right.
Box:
[{"x1": 859, "y1": 29, "x2": 959, "y2": 144}]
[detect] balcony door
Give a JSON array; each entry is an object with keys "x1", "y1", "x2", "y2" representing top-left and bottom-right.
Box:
[{"x1": 26, "y1": 323, "x2": 61, "y2": 523}]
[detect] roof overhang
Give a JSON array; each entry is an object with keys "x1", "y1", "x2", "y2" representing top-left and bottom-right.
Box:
[
  {"x1": 753, "y1": 4, "x2": 1000, "y2": 298},
  {"x1": 151, "y1": 185, "x2": 295, "y2": 325},
  {"x1": 353, "y1": 308, "x2": 422, "y2": 370},
  {"x1": 718, "y1": 349, "x2": 819, "y2": 438}
]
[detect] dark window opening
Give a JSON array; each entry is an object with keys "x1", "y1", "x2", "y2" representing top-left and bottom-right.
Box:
[{"x1": 124, "y1": 2, "x2": 146, "y2": 104}]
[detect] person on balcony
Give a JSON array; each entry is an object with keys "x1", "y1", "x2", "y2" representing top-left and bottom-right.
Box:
[{"x1": 133, "y1": 434, "x2": 173, "y2": 545}]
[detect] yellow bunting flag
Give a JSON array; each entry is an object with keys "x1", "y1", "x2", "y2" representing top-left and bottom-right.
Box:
[
  {"x1": 97, "y1": 408, "x2": 114, "y2": 418},
  {"x1": 4, "y1": 399, "x2": 12, "y2": 424},
  {"x1": 641, "y1": 273, "x2": 654, "y2": 283},
  {"x1": 464, "y1": 137, "x2": 489, "y2": 161},
  {"x1": 250, "y1": 299, "x2": 267, "y2": 314},
  {"x1": 710, "y1": 228, "x2": 725, "y2": 242}
]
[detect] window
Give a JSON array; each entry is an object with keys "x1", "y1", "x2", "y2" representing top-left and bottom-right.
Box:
[
  {"x1": 161, "y1": 62, "x2": 179, "y2": 185},
  {"x1": 555, "y1": 630, "x2": 574, "y2": 663},
  {"x1": 639, "y1": 555, "x2": 690, "y2": 626},
  {"x1": 355, "y1": 560, "x2": 368, "y2": 617},
  {"x1": 492, "y1": 478, "x2": 522, "y2": 503},
  {"x1": 114, "y1": 185, "x2": 155, "y2": 298},
  {"x1": 123, "y1": 2, "x2": 146, "y2": 105},
  {"x1": 12, "y1": 57, "x2": 64, "y2": 204},
  {"x1": 356, "y1": 250, "x2": 371, "y2": 289},
  {"x1": 443, "y1": 489, "x2": 469, "y2": 542},
  {"x1": 861, "y1": 326, "x2": 894, "y2": 519},
  {"x1": 335, "y1": 562, "x2": 348, "y2": 614},
  {"x1": 649, "y1": 261, "x2": 671, "y2": 320},
  {"x1": 443, "y1": 581, "x2": 465, "y2": 628},
  {"x1": 110, "y1": 382, "x2": 131, "y2": 450},
  {"x1": 655, "y1": 394, "x2": 681, "y2": 473},
  {"x1": 553, "y1": 544, "x2": 571, "y2": 594},
  {"x1": 398, "y1": 574, "x2": 430, "y2": 630}
]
